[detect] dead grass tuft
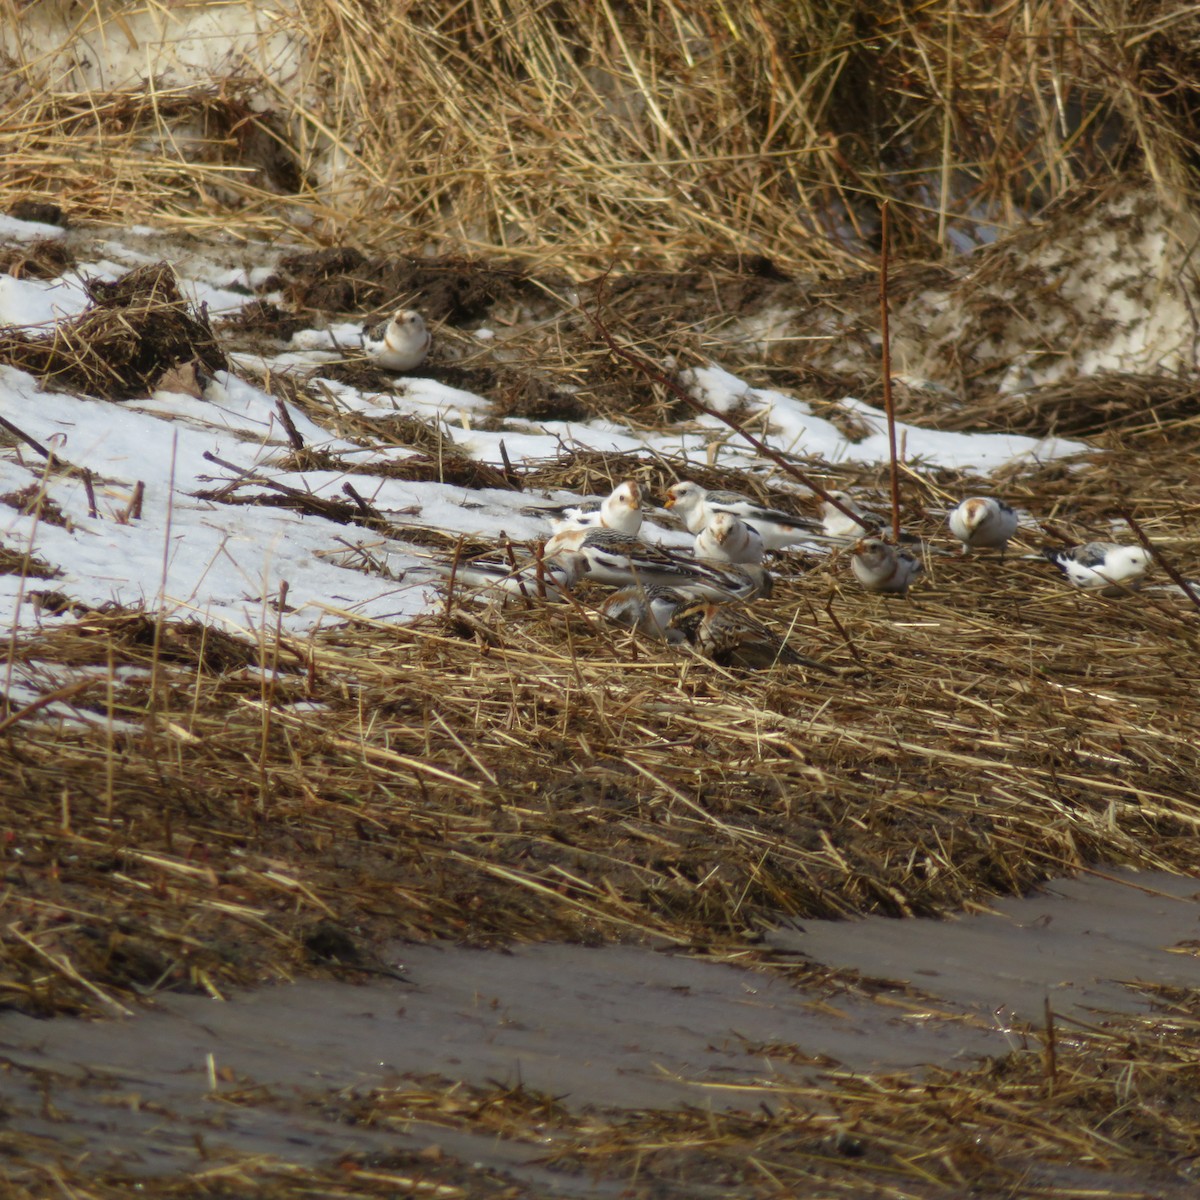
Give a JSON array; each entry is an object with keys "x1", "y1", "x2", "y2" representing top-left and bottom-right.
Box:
[{"x1": 0, "y1": 262, "x2": 227, "y2": 400}]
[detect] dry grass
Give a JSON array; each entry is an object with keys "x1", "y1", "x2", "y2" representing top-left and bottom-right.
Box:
[
  {"x1": 4, "y1": 464, "x2": 1200, "y2": 1190},
  {"x1": 0, "y1": 236, "x2": 1196, "y2": 1028},
  {"x1": 5, "y1": 2, "x2": 1200, "y2": 271},
  {"x1": 3, "y1": 433, "x2": 1199, "y2": 1019},
  {"x1": 4, "y1": 5, "x2": 1200, "y2": 1193}
]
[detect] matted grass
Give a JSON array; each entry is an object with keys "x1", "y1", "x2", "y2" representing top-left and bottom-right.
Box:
[
  {"x1": 2, "y1": 545, "x2": 1200, "y2": 1196},
  {"x1": 3, "y1": 429, "x2": 1198, "y2": 1020}
]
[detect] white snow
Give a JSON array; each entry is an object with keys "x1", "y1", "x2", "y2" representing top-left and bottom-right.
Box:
[
  {"x1": 0, "y1": 273, "x2": 92, "y2": 328},
  {"x1": 0, "y1": 223, "x2": 1096, "y2": 645},
  {"x1": 682, "y1": 364, "x2": 1077, "y2": 471},
  {"x1": 0, "y1": 214, "x2": 66, "y2": 244}
]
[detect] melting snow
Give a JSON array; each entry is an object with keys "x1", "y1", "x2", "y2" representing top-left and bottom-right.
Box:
[{"x1": 0, "y1": 227, "x2": 1089, "y2": 640}]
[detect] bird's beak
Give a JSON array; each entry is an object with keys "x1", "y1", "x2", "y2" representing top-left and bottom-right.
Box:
[{"x1": 664, "y1": 494, "x2": 676, "y2": 509}]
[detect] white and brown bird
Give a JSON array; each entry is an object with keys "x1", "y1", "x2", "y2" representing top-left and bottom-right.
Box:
[
  {"x1": 363, "y1": 308, "x2": 431, "y2": 371},
  {"x1": 549, "y1": 528, "x2": 771, "y2": 600},
  {"x1": 599, "y1": 585, "x2": 689, "y2": 643},
  {"x1": 544, "y1": 480, "x2": 643, "y2": 546},
  {"x1": 433, "y1": 549, "x2": 587, "y2": 603},
  {"x1": 693, "y1": 511, "x2": 765, "y2": 566},
  {"x1": 1043, "y1": 542, "x2": 1150, "y2": 596},
  {"x1": 820, "y1": 490, "x2": 885, "y2": 541},
  {"x1": 665, "y1": 481, "x2": 820, "y2": 549},
  {"x1": 849, "y1": 538, "x2": 923, "y2": 596},
  {"x1": 948, "y1": 497, "x2": 1019, "y2": 554}
]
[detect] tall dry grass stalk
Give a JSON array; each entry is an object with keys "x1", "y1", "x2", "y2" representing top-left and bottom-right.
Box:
[{"x1": 2, "y1": 2, "x2": 1197, "y2": 269}]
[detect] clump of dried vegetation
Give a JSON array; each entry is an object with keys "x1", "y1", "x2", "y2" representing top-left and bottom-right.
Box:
[
  {"x1": 4, "y1": 2, "x2": 1200, "y2": 1196},
  {"x1": 2, "y1": 1, "x2": 1198, "y2": 271},
  {"x1": 0, "y1": 262, "x2": 228, "y2": 398}
]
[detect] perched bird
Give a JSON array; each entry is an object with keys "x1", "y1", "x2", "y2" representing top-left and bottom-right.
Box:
[
  {"x1": 1043, "y1": 542, "x2": 1150, "y2": 596},
  {"x1": 948, "y1": 497, "x2": 1019, "y2": 554},
  {"x1": 433, "y1": 549, "x2": 586, "y2": 602},
  {"x1": 820, "y1": 490, "x2": 885, "y2": 541},
  {"x1": 599, "y1": 585, "x2": 688, "y2": 643},
  {"x1": 363, "y1": 309, "x2": 431, "y2": 371},
  {"x1": 850, "y1": 538, "x2": 923, "y2": 596},
  {"x1": 693, "y1": 511, "x2": 765, "y2": 566},
  {"x1": 544, "y1": 481, "x2": 643, "y2": 546},
  {"x1": 665, "y1": 481, "x2": 820, "y2": 549},
  {"x1": 550, "y1": 528, "x2": 771, "y2": 600},
  {"x1": 669, "y1": 601, "x2": 834, "y2": 671}
]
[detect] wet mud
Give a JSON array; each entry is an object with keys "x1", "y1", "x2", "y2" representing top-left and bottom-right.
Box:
[{"x1": 2, "y1": 869, "x2": 1196, "y2": 1193}]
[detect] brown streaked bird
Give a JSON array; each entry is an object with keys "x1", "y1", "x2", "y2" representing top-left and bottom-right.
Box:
[
  {"x1": 668, "y1": 600, "x2": 835, "y2": 671},
  {"x1": 599, "y1": 585, "x2": 689, "y2": 642}
]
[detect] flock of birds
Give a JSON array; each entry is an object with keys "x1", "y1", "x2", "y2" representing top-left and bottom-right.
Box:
[
  {"x1": 428, "y1": 477, "x2": 1154, "y2": 669},
  {"x1": 357, "y1": 308, "x2": 1154, "y2": 666}
]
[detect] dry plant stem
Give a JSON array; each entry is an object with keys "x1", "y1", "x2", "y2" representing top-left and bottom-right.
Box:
[
  {"x1": 2, "y1": 455, "x2": 55, "y2": 718},
  {"x1": 148, "y1": 436, "x2": 178, "y2": 731},
  {"x1": 585, "y1": 284, "x2": 870, "y2": 529},
  {"x1": 275, "y1": 398, "x2": 305, "y2": 451},
  {"x1": 880, "y1": 200, "x2": 901, "y2": 542},
  {"x1": 446, "y1": 535, "x2": 464, "y2": 616},
  {"x1": 822, "y1": 598, "x2": 867, "y2": 670},
  {"x1": 499, "y1": 439, "x2": 518, "y2": 486},
  {"x1": 105, "y1": 636, "x2": 116, "y2": 820},
  {"x1": 82, "y1": 468, "x2": 98, "y2": 519},
  {"x1": 122, "y1": 480, "x2": 145, "y2": 523},
  {"x1": 341, "y1": 481, "x2": 377, "y2": 517},
  {"x1": 500, "y1": 538, "x2": 518, "y2": 576},
  {"x1": 1043, "y1": 995, "x2": 1058, "y2": 1090},
  {"x1": 260, "y1": 579, "x2": 288, "y2": 813},
  {"x1": 1119, "y1": 506, "x2": 1200, "y2": 616},
  {"x1": 0, "y1": 412, "x2": 55, "y2": 462},
  {"x1": 0, "y1": 678, "x2": 97, "y2": 736}
]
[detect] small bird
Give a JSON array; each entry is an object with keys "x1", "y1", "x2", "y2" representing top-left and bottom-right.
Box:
[
  {"x1": 433, "y1": 549, "x2": 586, "y2": 602},
  {"x1": 599, "y1": 585, "x2": 689, "y2": 643},
  {"x1": 850, "y1": 538, "x2": 923, "y2": 596},
  {"x1": 1043, "y1": 542, "x2": 1150, "y2": 596},
  {"x1": 544, "y1": 481, "x2": 643, "y2": 547},
  {"x1": 948, "y1": 497, "x2": 1019, "y2": 554},
  {"x1": 669, "y1": 601, "x2": 834, "y2": 671},
  {"x1": 363, "y1": 309, "x2": 431, "y2": 371},
  {"x1": 694, "y1": 511, "x2": 765, "y2": 566},
  {"x1": 820, "y1": 490, "x2": 885, "y2": 541},
  {"x1": 550, "y1": 528, "x2": 771, "y2": 600},
  {"x1": 665, "y1": 481, "x2": 820, "y2": 549}
]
